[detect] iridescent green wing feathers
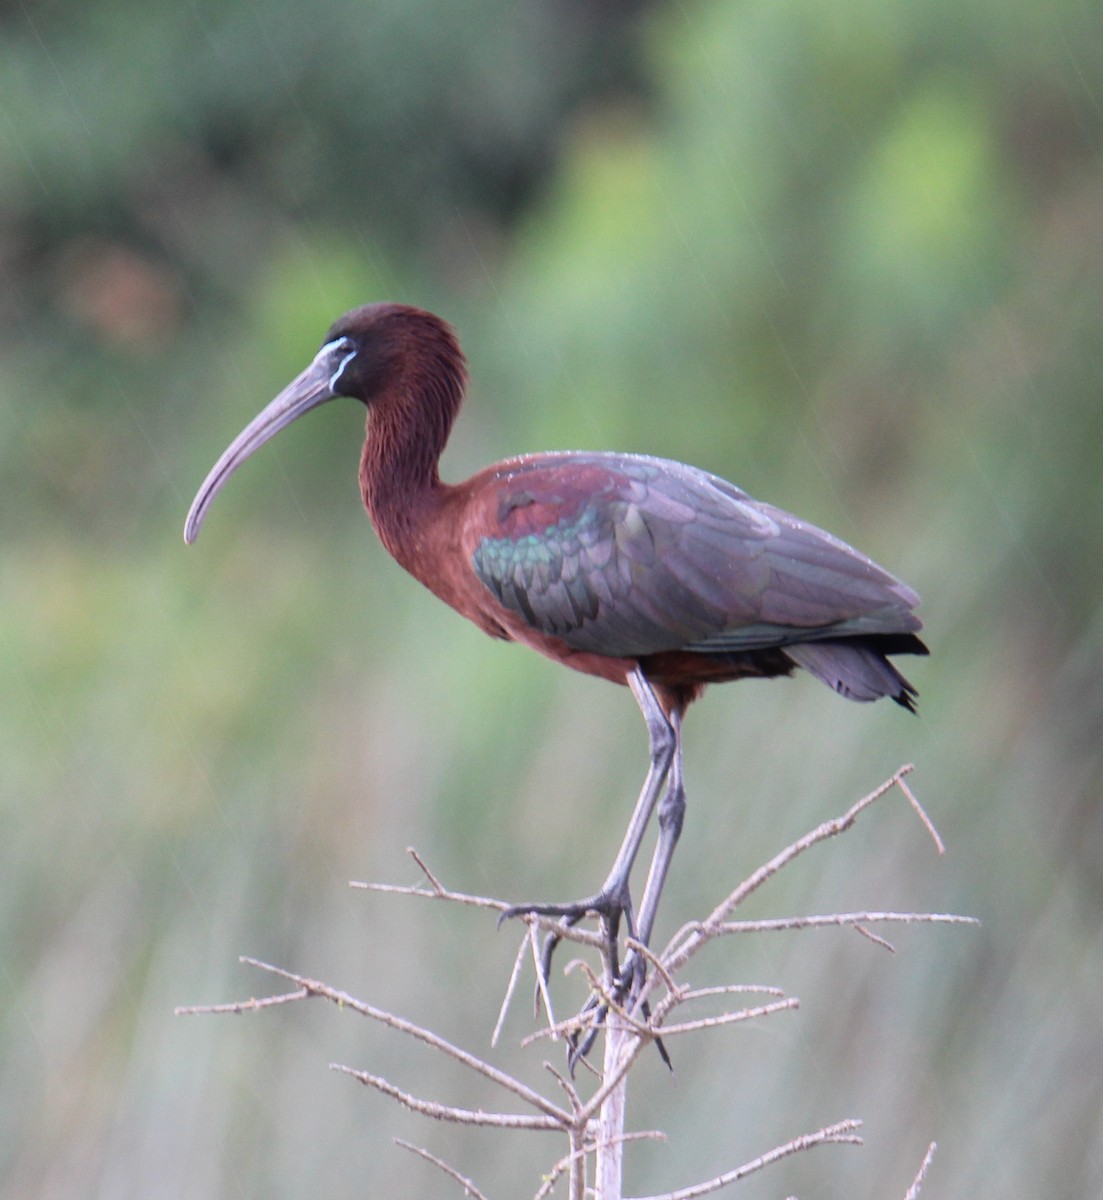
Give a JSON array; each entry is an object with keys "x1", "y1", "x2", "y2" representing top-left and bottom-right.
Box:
[{"x1": 470, "y1": 453, "x2": 921, "y2": 659}]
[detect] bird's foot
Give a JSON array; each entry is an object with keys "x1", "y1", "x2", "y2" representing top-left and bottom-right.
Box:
[
  {"x1": 501, "y1": 892, "x2": 669, "y2": 1072},
  {"x1": 566, "y1": 975, "x2": 671, "y2": 1075},
  {"x1": 499, "y1": 889, "x2": 626, "y2": 927},
  {"x1": 500, "y1": 887, "x2": 629, "y2": 987}
]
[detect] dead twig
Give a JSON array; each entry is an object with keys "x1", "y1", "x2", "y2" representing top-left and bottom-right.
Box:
[
  {"x1": 333, "y1": 1064, "x2": 561, "y2": 1130},
  {"x1": 174, "y1": 989, "x2": 307, "y2": 1016},
  {"x1": 395, "y1": 1138, "x2": 490, "y2": 1200},
  {"x1": 178, "y1": 766, "x2": 970, "y2": 1199},
  {"x1": 237, "y1": 957, "x2": 571, "y2": 1125},
  {"x1": 904, "y1": 1142, "x2": 938, "y2": 1200},
  {"x1": 656, "y1": 766, "x2": 951, "y2": 991},
  {"x1": 627, "y1": 1119, "x2": 865, "y2": 1200}
]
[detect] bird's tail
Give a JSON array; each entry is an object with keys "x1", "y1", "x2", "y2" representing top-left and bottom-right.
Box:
[{"x1": 784, "y1": 639, "x2": 922, "y2": 711}]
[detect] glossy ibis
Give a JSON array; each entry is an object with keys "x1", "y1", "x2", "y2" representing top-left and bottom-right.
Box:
[{"x1": 185, "y1": 303, "x2": 926, "y2": 990}]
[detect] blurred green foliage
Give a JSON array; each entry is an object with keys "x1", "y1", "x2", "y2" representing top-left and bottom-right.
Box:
[{"x1": 3, "y1": 0, "x2": 1102, "y2": 1196}]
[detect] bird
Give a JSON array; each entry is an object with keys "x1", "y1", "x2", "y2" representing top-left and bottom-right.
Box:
[{"x1": 185, "y1": 302, "x2": 926, "y2": 997}]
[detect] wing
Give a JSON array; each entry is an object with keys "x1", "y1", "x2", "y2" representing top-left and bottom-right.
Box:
[{"x1": 468, "y1": 452, "x2": 921, "y2": 659}]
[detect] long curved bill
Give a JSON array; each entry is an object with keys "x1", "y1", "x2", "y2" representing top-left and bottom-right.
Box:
[{"x1": 184, "y1": 339, "x2": 353, "y2": 543}]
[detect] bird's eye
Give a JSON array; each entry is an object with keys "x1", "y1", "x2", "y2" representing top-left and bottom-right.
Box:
[{"x1": 325, "y1": 340, "x2": 357, "y2": 393}]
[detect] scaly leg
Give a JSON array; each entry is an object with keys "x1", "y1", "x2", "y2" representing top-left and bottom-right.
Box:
[
  {"x1": 503, "y1": 666, "x2": 676, "y2": 969},
  {"x1": 617, "y1": 706, "x2": 685, "y2": 1002},
  {"x1": 633, "y1": 705, "x2": 685, "y2": 950},
  {"x1": 566, "y1": 703, "x2": 686, "y2": 1070}
]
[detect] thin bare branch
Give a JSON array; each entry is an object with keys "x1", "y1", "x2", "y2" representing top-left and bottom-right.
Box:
[
  {"x1": 493, "y1": 927, "x2": 532, "y2": 1047},
  {"x1": 407, "y1": 846, "x2": 449, "y2": 893},
  {"x1": 625, "y1": 938, "x2": 681, "y2": 1001},
  {"x1": 896, "y1": 775, "x2": 945, "y2": 855},
  {"x1": 521, "y1": 1011, "x2": 592, "y2": 1049},
  {"x1": 534, "y1": 1130, "x2": 669, "y2": 1200},
  {"x1": 350, "y1": 860, "x2": 607, "y2": 954},
  {"x1": 543, "y1": 1062, "x2": 583, "y2": 1114},
  {"x1": 333, "y1": 1064, "x2": 562, "y2": 1131},
  {"x1": 654, "y1": 996, "x2": 800, "y2": 1038},
  {"x1": 853, "y1": 924, "x2": 896, "y2": 953},
  {"x1": 580, "y1": 1026, "x2": 651, "y2": 1124},
  {"x1": 175, "y1": 988, "x2": 307, "y2": 1016},
  {"x1": 183, "y1": 767, "x2": 964, "y2": 1200},
  {"x1": 532, "y1": 1146, "x2": 576, "y2": 1200},
  {"x1": 395, "y1": 1138, "x2": 490, "y2": 1200},
  {"x1": 676, "y1": 984, "x2": 787, "y2": 1002},
  {"x1": 712, "y1": 911, "x2": 980, "y2": 936},
  {"x1": 349, "y1": 853, "x2": 507, "y2": 911},
  {"x1": 240, "y1": 957, "x2": 570, "y2": 1124},
  {"x1": 904, "y1": 1142, "x2": 938, "y2": 1200},
  {"x1": 627, "y1": 1119, "x2": 864, "y2": 1200},
  {"x1": 659, "y1": 766, "x2": 939, "y2": 981}
]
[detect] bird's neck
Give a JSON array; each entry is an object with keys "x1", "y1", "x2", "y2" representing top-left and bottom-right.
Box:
[{"x1": 358, "y1": 368, "x2": 464, "y2": 569}]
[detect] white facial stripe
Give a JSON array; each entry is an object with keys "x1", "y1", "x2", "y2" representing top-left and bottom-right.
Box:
[{"x1": 318, "y1": 337, "x2": 356, "y2": 393}]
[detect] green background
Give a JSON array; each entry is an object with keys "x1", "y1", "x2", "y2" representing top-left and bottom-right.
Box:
[{"x1": 3, "y1": 1, "x2": 1101, "y2": 1195}]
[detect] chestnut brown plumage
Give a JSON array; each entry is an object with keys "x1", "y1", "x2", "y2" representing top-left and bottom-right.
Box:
[{"x1": 186, "y1": 303, "x2": 926, "y2": 988}]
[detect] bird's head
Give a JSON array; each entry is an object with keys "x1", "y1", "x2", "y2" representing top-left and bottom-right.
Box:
[{"x1": 183, "y1": 303, "x2": 465, "y2": 544}]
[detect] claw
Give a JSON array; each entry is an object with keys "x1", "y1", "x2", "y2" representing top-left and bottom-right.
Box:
[
  {"x1": 501, "y1": 887, "x2": 630, "y2": 989},
  {"x1": 563, "y1": 962, "x2": 673, "y2": 1075}
]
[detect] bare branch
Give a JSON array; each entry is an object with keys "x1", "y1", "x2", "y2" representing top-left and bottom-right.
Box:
[
  {"x1": 659, "y1": 767, "x2": 949, "y2": 982},
  {"x1": 895, "y1": 775, "x2": 945, "y2": 855},
  {"x1": 240, "y1": 957, "x2": 571, "y2": 1124},
  {"x1": 676, "y1": 984, "x2": 787, "y2": 1002},
  {"x1": 624, "y1": 937, "x2": 682, "y2": 1003},
  {"x1": 175, "y1": 989, "x2": 307, "y2": 1016},
  {"x1": 521, "y1": 1011, "x2": 592, "y2": 1049},
  {"x1": 654, "y1": 996, "x2": 800, "y2": 1038},
  {"x1": 333, "y1": 1063, "x2": 561, "y2": 1131},
  {"x1": 712, "y1": 911, "x2": 980, "y2": 936},
  {"x1": 903, "y1": 1142, "x2": 938, "y2": 1200},
  {"x1": 182, "y1": 765, "x2": 966, "y2": 1200},
  {"x1": 854, "y1": 924, "x2": 896, "y2": 953},
  {"x1": 536, "y1": 1131, "x2": 669, "y2": 1200},
  {"x1": 406, "y1": 846, "x2": 450, "y2": 893},
  {"x1": 626, "y1": 1119, "x2": 864, "y2": 1200},
  {"x1": 492, "y1": 926, "x2": 532, "y2": 1047},
  {"x1": 350, "y1": 853, "x2": 607, "y2": 953},
  {"x1": 543, "y1": 1062, "x2": 583, "y2": 1114},
  {"x1": 395, "y1": 1138, "x2": 490, "y2": 1200},
  {"x1": 349, "y1": 849, "x2": 507, "y2": 911}
]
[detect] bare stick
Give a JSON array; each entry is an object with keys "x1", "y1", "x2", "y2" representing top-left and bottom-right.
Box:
[
  {"x1": 627, "y1": 1119, "x2": 864, "y2": 1200},
  {"x1": 854, "y1": 924, "x2": 896, "y2": 952},
  {"x1": 896, "y1": 775, "x2": 945, "y2": 855},
  {"x1": 595, "y1": 1015, "x2": 631, "y2": 1200},
  {"x1": 712, "y1": 911, "x2": 979, "y2": 936},
  {"x1": 536, "y1": 1131, "x2": 667, "y2": 1200},
  {"x1": 904, "y1": 1142, "x2": 938, "y2": 1200},
  {"x1": 655, "y1": 995, "x2": 800, "y2": 1038},
  {"x1": 332, "y1": 1064, "x2": 561, "y2": 1131},
  {"x1": 180, "y1": 766, "x2": 968, "y2": 1199},
  {"x1": 395, "y1": 1138, "x2": 490, "y2": 1200},
  {"x1": 175, "y1": 989, "x2": 307, "y2": 1016},
  {"x1": 492, "y1": 927, "x2": 532, "y2": 1047},
  {"x1": 676, "y1": 984, "x2": 787, "y2": 1002},
  {"x1": 352, "y1": 852, "x2": 608, "y2": 953},
  {"x1": 659, "y1": 767, "x2": 946, "y2": 982},
  {"x1": 239, "y1": 958, "x2": 571, "y2": 1124}
]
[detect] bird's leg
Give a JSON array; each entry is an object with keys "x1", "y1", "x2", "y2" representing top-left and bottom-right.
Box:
[
  {"x1": 564, "y1": 716, "x2": 684, "y2": 1072},
  {"x1": 504, "y1": 666, "x2": 676, "y2": 971},
  {"x1": 619, "y1": 707, "x2": 685, "y2": 999},
  {"x1": 581, "y1": 666, "x2": 677, "y2": 924}
]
